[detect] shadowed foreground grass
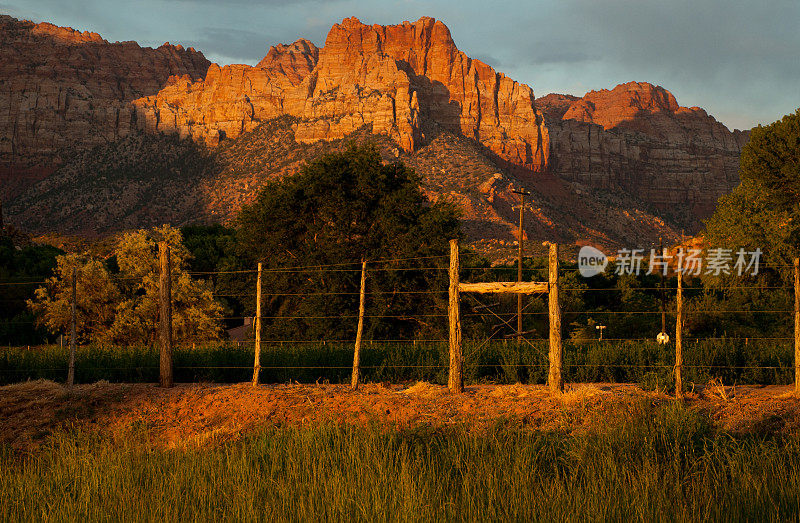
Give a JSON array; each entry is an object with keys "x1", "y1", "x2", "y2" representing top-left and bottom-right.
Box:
[{"x1": 2, "y1": 404, "x2": 799, "y2": 521}]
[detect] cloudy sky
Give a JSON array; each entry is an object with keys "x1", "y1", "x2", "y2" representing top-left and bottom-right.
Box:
[{"x1": 4, "y1": 0, "x2": 798, "y2": 130}]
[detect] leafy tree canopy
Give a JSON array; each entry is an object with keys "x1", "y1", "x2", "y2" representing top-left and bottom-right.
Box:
[
  {"x1": 700, "y1": 109, "x2": 800, "y2": 338},
  {"x1": 705, "y1": 109, "x2": 800, "y2": 262},
  {"x1": 29, "y1": 225, "x2": 225, "y2": 344},
  {"x1": 236, "y1": 144, "x2": 461, "y2": 340},
  {"x1": 181, "y1": 224, "x2": 238, "y2": 274}
]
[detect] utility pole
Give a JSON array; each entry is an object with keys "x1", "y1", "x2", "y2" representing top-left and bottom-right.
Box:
[{"x1": 512, "y1": 189, "x2": 530, "y2": 342}]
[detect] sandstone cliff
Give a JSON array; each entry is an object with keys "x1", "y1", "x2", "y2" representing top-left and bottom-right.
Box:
[
  {"x1": 537, "y1": 82, "x2": 749, "y2": 226},
  {"x1": 0, "y1": 15, "x2": 210, "y2": 178},
  {"x1": 132, "y1": 17, "x2": 549, "y2": 172},
  {"x1": 132, "y1": 39, "x2": 319, "y2": 146}
]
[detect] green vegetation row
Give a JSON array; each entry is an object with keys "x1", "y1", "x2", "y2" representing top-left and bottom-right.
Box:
[
  {"x1": 3, "y1": 404, "x2": 800, "y2": 521},
  {"x1": 1, "y1": 338, "x2": 793, "y2": 387}
]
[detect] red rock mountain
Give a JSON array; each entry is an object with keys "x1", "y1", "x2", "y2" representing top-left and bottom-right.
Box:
[
  {"x1": 0, "y1": 15, "x2": 210, "y2": 196},
  {"x1": 133, "y1": 17, "x2": 549, "y2": 171},
  {"x1": 538, "y1": 83, "x2": 749, "y2": 221},
  {"x1": 1, "y1": 15, "x2": 750, "y2": 250}
]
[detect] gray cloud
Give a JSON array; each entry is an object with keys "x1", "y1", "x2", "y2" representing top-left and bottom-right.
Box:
[
  {"x1": 185, "y1": 27, "x2": 274, "y2": 63},
  {"x1": 171, "y1": 0, "x2": 319, "y2": 3},
  {"x1": 452, "y1": 0, "x2": 799, "y2": 129},
  {"x1": 522, "y1": 41, "x2": 598, "y2": 65}
]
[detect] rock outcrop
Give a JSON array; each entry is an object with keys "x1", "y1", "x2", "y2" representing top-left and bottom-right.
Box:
[
  {"x1": 133, "y1": 17, "x2": 549, "y2": 172},
  {"x1": 133, "y1": 40, "x2": 319, "y2": 146},
  {"x1": 537, "y1": 82, "x2": 749, "y2": 225},
  {"x1": 0, "y1": 15, "x2": 210, "y2": 173}
]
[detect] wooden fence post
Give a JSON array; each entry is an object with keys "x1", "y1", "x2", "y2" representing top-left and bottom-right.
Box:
[
  {"x1": 252, "y1": 262, "x2": 262, "y2": 386},
  {"x1": 67, "y1": 267, "x2": 76, "y2": 388},
  {"x1": 794, "y1": 258, "x2": 799, "y2": 396},
  {"x1": 159, "y1": 242, "x2": 173, "y2": 388},
  {"x1": 547, "y1": 243, "x2": 563, "y2": 392},
  {"x1": 351, "y1": 260, "x2": 367, "y2": 390},
  {"x1": 448, "y1": 239, "x2": 463, "y2": 393},
  {"x1": 676, "y1": 269, "x2": 684, "y2": 400}
]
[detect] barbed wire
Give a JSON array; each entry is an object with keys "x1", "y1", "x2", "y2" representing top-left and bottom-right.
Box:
[
  {"x1": 212, "y1": 289, "x2": 448, "y2": 298},
  {"x1": 2, "y1": 335, "x2": 790, "y2": 349},
  {"x1": 1, "y1": 363, "x2": 794, "y2": 374}
]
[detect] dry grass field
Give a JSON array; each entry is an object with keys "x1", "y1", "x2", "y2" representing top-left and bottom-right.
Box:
[{"x1": 3, "y1": 380, "x2": 799, "y2": 452}]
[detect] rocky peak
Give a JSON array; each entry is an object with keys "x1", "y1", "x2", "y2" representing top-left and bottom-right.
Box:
[
  {"x1": 256, "y1": 39, "x2": 319, "y2": 82},
  {"x1": 561, "y1": 82, "x2": 681, "y2": 131},
  {"x1": 536, "y1": 93, "x2": 579, "y2": 122},
  {"x1": 134, "y1": 16, "x2": 549, "y2": 171},
  {"x1": 28, "y1": 20, "x2": 106, "y2": 44},
  {"x1": 538, "y1": 81, "x2": 749, "y2": 228},
  {"x1": 300, "y1": 16, "x2": 549, "y2": 170}
]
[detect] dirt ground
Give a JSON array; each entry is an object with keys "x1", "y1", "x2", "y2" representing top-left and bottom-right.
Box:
[{"x1": 2, "y1": 380, "x2": 799, "y2": 452}]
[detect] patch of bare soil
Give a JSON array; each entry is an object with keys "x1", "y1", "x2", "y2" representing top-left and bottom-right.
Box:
[{"x1": 1, "y1": 380, "x2": 799, "y2": 452}]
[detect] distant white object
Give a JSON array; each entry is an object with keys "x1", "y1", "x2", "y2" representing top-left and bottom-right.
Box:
[
  {"x1": 595, "y1": 324, "x2": 607, "y2": 340},
  {"x1": 657, "y1": 332, "x2": 670, "y2": 344}
]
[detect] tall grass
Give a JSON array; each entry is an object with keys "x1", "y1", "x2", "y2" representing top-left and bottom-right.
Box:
[
  {"x1": 0, "y1": 338, "x2": 794, "y2": 386},
  {"x1": 1, "y1": 404, "x2": 799, "y2": 521}
]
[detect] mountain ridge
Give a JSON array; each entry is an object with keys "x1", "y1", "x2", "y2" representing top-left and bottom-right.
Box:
[
  {"x1": 0, "y1": 14, "x2": 210, "y2": 199},
  {"x1": 0, "y1": 14, "x2": 747, "y2": 251}
]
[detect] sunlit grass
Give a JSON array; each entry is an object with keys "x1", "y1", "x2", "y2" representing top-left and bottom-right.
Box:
[{"x1": 1, "y1": 404, "x2": 799, "y2": 521}]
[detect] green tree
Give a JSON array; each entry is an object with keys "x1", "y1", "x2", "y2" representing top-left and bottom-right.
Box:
[
  {"x1": 705, "y1": 109, "x2": 800, "y2": 262},
  {"x1": 180, "y1": 223, "x2": 246, "y2": 327},
  {"x1": 236, "y1": 144, "x2": 461, "y2": 340},
  {"x1": 28, "y1": 254, "x2": 119, "y2": 343},
  {"x1": 181, "y1": 224, "x2": 238, "y2": 274},
  {"x1": 700, "y1": 109, "x2": 800, "y2": 338},
  {"x1": 105, "y1": 225, "x2": 225, "y2": 344},
  {"x1": 29, "y1": 225, "x2": 226, "y2": 344}
]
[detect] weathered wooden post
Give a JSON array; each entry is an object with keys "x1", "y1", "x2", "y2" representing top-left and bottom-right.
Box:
[
  {"x1": 448, "y1": 239, "x2": 463, "y2": 393},
  {"x1": 67, "y1": 266, "x2": 77, "y2": 388},
  {"x1": 351, "y1": 260, "x2": 367, "y2": 390},
  {"x1": 794, "y1": 258, "x2": 799, "y2": 396},
  {"x1": 252, "y1": 262, "x2": 263, "y2": 386},
  {"x1": 675, "y1": 269, "x2": 684, "y2": 400},
  {"x1": 547, "y1": 242, "x2": 563, "y2": 392},
  {"x1": 159, "y1": 242, "x2": 173, "y2": 388}
]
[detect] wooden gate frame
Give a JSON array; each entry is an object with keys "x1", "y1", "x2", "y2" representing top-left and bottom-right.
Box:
[{"x1": 448, "y1": 239, "x2": 563, "y2": 393}]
